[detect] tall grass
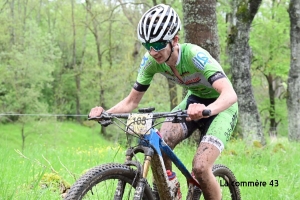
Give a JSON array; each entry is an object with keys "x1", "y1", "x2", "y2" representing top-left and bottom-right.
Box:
[
  {"x1": 0, "y1": 121, "x2": 299, "y2": 199},
  {"x1": 171, "y1": 138, "x2": 300, "y2": 200}
]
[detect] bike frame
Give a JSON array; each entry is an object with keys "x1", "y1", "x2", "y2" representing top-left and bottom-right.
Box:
[{"x1": 121, "y1": 127, "x2": 201, "y2": 199}]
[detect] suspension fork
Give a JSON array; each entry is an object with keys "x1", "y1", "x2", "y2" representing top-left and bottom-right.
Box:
[
  {"x1": 133, "y1": 154, "x2": 152, "y2": 200},
  {"x1": 114, "y1": 146, "x2": 155, "y2": 200}
]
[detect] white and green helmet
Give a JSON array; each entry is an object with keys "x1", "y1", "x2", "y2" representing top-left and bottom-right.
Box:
[{"x1": 137, "y1": 4, "x2": 181, "y2": 43}]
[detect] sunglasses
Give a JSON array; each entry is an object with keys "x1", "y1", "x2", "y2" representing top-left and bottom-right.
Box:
[{"x1": 142, "y1": 41, "x2": 169, "y2": 51}]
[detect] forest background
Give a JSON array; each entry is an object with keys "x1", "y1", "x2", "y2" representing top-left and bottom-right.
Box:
[
  {"x1": 0, "y1": 0, "x2": 299, "y2": 199},
  {"x1": 0, "y1": 0, "x2": 298, "y2": 142}
]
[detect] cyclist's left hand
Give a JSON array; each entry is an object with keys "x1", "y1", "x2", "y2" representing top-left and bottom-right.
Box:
[
  {"x1": 88, "y1": 106, "x2": 105, "y2": 119},
  {"x1": 186, "y1": 103, "x2": 208, "y2": 121}
]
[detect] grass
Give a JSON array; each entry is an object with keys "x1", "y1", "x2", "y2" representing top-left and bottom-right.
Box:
[
  {"x1": 216, "y1": 138, "x2": 300, "y2": 199},
  {"x1": 169, "y1": 137, "x2": 300, "y2": 199},
  {"x1": 0, "y1": 121, "x2": 299, "y2": 199}
]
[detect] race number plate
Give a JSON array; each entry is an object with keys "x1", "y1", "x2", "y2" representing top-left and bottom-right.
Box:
[{"x1": 126, "y1": 113, "x2": 153, "y2": 135}]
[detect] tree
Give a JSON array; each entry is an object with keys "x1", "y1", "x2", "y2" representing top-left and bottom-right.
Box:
[
  {"x1": 226, "y1": 0, "x2": 266, "y2": 144},
  {"x1": 287, "y1": 0, "x2": 300, "y2": 141},
  {"x1": 250, "y1": 0, "x2": 290, "y2": 138},
  {"x1": 0, "y1": 22, "x2": 60, "y2": 149},
  {"x1": 84, "y1": 0, "x2": 116, "y2": 135}
]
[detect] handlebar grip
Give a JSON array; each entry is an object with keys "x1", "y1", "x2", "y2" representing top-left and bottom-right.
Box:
[
  {"x1": 88, "y1": 112, "x2": 110, "y2": 121},
  {"x1": 202, "y1": 109, "x2": 211, "y2": 117}
]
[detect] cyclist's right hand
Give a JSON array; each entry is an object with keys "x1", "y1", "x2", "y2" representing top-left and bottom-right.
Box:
[{"x1": 88, "y1": 106, "x2": 105, "y2": 119}]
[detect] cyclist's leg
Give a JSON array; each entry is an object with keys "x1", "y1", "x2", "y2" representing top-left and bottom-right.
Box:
[
  {"x1": 193, "y1": 142, "x2": 220, "y2": 200},
  {"x1": 160, "y1": 92, "x2": 192, "y2": 170},
  {"x1": 160, "y1": 122, "x2": 184, "y2": 170},
  {"x1": 192, "y1": 102, "x2": 238, "y2": 200}
]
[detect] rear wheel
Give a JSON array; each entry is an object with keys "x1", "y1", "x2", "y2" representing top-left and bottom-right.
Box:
[
  {"x1": 189, "y1": 164, "x2": 241, "y2": 200},
  {"x1": 212, "y1": 164, "x2": 241, "y2": 200},
  {"x1": 65, "y1": 163, "x2": 153, "y2": 200}
]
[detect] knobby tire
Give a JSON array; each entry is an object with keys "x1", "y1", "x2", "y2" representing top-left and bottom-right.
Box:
[
  {"x1": 65, "y1": 163, "x2": 153, "y2": 200},
  {"x1": 212, "y1": 164, "x2": 241, "y2": 200}
]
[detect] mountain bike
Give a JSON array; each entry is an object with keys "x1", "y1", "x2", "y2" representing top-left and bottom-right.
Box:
[{"x1": 65, "y1": 107, "x2": 241, "y2": 200}]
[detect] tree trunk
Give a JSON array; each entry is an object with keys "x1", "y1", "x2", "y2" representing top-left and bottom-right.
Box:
[
  {"x1": 287, "y1": 0, "x2": 300, "y2": 141},
  {"x1": 182, "y1": 0, "x2": 220, "y2": 62},
  {"x1": 227, "y1": 0, "x2": 265, "y2": 145},
  {"x1": 265, "y1": 73, "x2": 277, "y2": 138}
]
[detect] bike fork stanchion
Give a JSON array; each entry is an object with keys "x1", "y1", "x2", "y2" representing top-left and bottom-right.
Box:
[
  {"x1": 134, "y1": 155, "x2": 152, "y2": 200},
  {"x1": 143, "y1": 155, "x2": 152, "y2": 178}
]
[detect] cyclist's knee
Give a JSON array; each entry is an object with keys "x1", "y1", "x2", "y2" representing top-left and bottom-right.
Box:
[{"x1": 192, "y1": 159, "x2": 212, "y2": 180}]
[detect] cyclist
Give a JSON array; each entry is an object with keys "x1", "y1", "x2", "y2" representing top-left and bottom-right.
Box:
[{"x1": 89, "y1": 4, "x2": 238, "y2": 200}]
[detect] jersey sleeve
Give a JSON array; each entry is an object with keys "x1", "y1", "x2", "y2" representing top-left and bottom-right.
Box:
[{"x1": 134, "y1": 53, "x2": 156, "y2": 92}]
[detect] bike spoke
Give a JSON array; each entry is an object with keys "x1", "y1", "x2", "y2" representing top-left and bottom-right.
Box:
[{"x1": 80, "y1": 178, "x2": 135, "y2": 199}]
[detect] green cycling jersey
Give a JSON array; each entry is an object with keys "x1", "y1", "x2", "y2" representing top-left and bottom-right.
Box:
[{"x1": 134, "y1": 43, "x2": 229, "y2": 98}]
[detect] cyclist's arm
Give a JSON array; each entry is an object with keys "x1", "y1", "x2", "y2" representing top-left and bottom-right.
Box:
[
  {"x1": 107, "y1": 88, "x2": 145, "y2": 113},
  {"x1": 206, "y1": 78, "x2": 237, "y2": 115}
]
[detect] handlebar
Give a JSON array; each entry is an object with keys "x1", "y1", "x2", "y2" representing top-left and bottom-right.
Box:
[
  {"x1": 202, "y1": 109, "x2": 211, "y2": 117},
  {"x1": 88, "y1": 109, "x2": 211, "y2": 121}
]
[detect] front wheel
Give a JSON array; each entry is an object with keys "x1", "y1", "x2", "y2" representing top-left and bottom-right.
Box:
[{"x1": 65, "y1": 163, "x2": 153, "y2": 200}]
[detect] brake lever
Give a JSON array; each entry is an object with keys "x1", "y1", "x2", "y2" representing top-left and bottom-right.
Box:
[
  {"x1": 171, "y1": 110, "x2": 188, "y2": 123},
  {"x1": 172, "y1": 117, "x2": 186, "y2": 123},
  {"x1": 98, "y1": 120, "x2": 112, "y2": 127}
]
